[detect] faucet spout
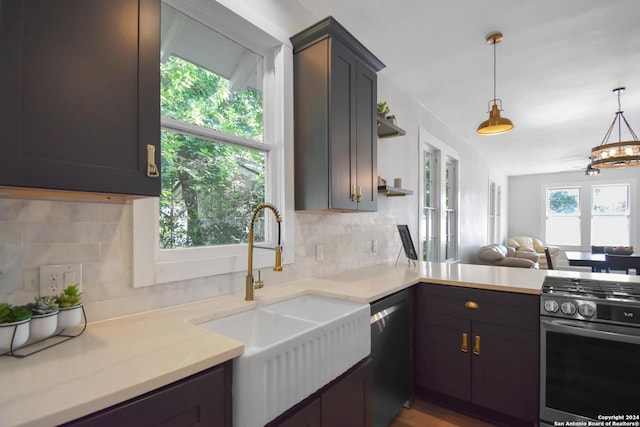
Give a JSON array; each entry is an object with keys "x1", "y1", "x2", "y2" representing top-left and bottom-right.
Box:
[{"x1": 246, "y1": 203, "x2": 283, "y2": 301}]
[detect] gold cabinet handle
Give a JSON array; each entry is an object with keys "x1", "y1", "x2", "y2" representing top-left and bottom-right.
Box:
[
  {"x1": 461, "y1": 333, "x2": 468, "y2": 353},
  {"x1": 465, "y1": 301, "x2": 479, "y2": 309},
  {"x1": 356, "y1": 185, "x2": 363, "y2": 202},
  {"x1": 351, "y1": 185, "x2": 357, "y2": 202},
  {"x1": 473, "y1": 336, "x2": 480, "y2": 355},
  {"x1": 146, "y1": 144, "x2": 160, "y2": 178}
]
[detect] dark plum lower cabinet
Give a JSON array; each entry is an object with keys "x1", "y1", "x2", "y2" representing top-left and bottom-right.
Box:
[
  {"x1": 269, "y1": 358, "x2": 372, "y2": 427},
  {"x1": 62, "y1": 362, "x2": 231, "y2": 427},
  {"x1": 414, "y1": 283, "x2": 539, "y2": 426}
]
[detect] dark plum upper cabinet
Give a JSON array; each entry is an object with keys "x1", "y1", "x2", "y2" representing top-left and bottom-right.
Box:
[
  {"x1": 0, "y1": 0, "x2": 160, "y2": 197},
  {"x1": 291, "y1": 17, "x2": 383, "y2": 212}
]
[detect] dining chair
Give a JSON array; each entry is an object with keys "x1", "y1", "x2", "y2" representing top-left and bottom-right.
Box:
[
  {"x1": 605, "y1": 254, "x2": 640, "y2": 275},
  {"x1": 544, "y1": 247, "x2": 554, "y2": 270}
]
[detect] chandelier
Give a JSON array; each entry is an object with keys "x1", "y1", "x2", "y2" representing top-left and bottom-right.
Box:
[{"x1": 590, "y1": 87, "x2": 640, "y2": 169}]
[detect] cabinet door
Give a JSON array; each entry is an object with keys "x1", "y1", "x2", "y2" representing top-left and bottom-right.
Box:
[
  {"x1": 63, "y1": 364, "x2": 231, "y2": 427},
  {"x1": 0, "y1": 0, "x2": 160, "y2": 196},
  {"x1": 414, "y1": 311, "x2": 471, "y2": 402},
  {"x1": 329, "y1": 40, "x2": 358, "y2": 211},
  {"x1": 354, "y1": 60, "x2": 377, "y2": 211},
  {"x1": 275, "y1": 398, "x2": 321, "y2": 427},
  {"x1": 321, "y1": 358, "x2": 372, "y2": 427},
  {"x1": 471, "y1": 321, "x2": 539, "y2": 423}
]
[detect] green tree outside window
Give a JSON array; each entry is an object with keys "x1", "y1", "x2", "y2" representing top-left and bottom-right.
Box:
[{"x1": 160, "y1": 56, "x2": 265, "y2": 249}]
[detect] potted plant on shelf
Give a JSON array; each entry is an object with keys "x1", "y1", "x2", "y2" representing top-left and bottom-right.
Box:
[
  {"x1": 28, "y1": 296, "x2": 59, "y2": 340},
  {"x1": 377, "y1": 101, "x2": 390, "y2": 119},
  {"x1": 56, "y1": 284, "x2": 83, "y2": 330},
  {"x1": 0, "y1": 303, "x2": 32, "y2": 353}
]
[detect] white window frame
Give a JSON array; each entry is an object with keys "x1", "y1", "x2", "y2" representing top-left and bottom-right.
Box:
[
  {"x1": 590, "y1": 183, "x2": 631, "y2": 246},
  {"x1": 488, "y1": 179, "x2": 501, "y2": 244},
  {"x1": 133, "y1": 0, "x2": 294, "y2": 287},
  {"x1": 421, "y1": 149, "x2": 438, "y2": 262},
  {"x1": 541, "y1": 177, "x2": 637, "y2": 250},
  {"x1": 444, "y1": 157, "x2": 458, "y2": 261},
  {"x1": 545, "y1": 186, "x2": 581, "y2": 246},
  {"x1": 418, "y1": 128, "x2": 460, "y2": 263}
]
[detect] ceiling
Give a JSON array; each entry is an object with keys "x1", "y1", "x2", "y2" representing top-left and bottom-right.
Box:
[{"x1": 293, "y1": 0, "x2": 640, "y2": 176}]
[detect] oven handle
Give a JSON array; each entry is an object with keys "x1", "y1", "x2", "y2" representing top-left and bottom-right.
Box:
[{"x1": 542, "y1": 319, "x2": 640, "y2": 344}]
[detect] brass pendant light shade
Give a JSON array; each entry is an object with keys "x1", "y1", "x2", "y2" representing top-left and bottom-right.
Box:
[
  {"x1": 477, "y1": 32, "x2": 514, "y2": 135},
  {"x1": 477, "y1": 102, "x2": 514, "y2": 135}
]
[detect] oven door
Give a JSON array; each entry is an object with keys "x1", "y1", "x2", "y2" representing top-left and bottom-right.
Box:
[{"x1": 540, "y1": 318, "x2": 640, "y2": 424}]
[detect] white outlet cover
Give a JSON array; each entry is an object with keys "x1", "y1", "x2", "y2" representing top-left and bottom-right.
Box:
[{"x1": 39, "y1": 264, "x2": 83, "y2": 297}]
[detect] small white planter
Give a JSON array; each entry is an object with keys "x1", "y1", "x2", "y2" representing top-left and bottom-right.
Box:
[
  {"x1": 57, "y1": 305, "x2": 83, "y2": 330},
  {"x1": 30, "y1": 311, "x2": 59, "y2": 340},
  {"x1": 0, "y1": 319, "x2": 30, "y2": 353}
]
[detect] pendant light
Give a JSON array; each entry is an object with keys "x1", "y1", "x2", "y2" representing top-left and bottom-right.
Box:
[
  {"x1": 477, "y1": 32, "x2": 514, "y2": 135},
  {"x1": 590, "y1": 87, "x2": 640, "y2": 169}
]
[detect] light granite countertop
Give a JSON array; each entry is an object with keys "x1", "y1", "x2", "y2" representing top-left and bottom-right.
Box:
[{"x1": 2, "y1": 262, "x2": 638, "y2": 426}]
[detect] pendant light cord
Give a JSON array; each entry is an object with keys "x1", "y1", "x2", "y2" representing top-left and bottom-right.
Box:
[{"x1": 493, "y1": 39, "x2": 497, "y2": 104}]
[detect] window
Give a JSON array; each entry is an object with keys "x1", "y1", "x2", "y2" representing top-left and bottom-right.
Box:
[
  {"x1": 422, "y1": 150, "x2": 437, "y2": 261},
  {"x1": 419, "y1": 128, "x2": 460, "y2": 263},
  {"x1": 488, "y1": 180, "x2": 501, "y2": 244},
  {"x1": 445, "y1": 158, "x2": 458, "y2": 261},
  {"x1": 544, "y1": 182, "x2": 633, "y2": 248},
  {"x1": 158, "y1": 2, "x2": 269, "y2": 248},
  {"x1": 133, "y1": 1, "x2": 293, "y2": 287},
  {"x1": 546, "y1": 187, "x2": 581, "y2": 245},
  {"x1": 591, "y1": 184, "x2": 630, "y2": 245}
]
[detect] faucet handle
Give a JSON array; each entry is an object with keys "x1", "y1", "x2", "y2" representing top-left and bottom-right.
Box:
[{"x1": 255, "y1": 269, "x2": 264, "y2": 289}]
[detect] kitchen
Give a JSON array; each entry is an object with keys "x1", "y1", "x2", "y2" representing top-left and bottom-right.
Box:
[{"x1": 1, "y1": 0, "x2": 640, "y2": 426}]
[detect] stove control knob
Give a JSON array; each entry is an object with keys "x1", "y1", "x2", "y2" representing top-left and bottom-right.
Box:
[
  {"x1": 543, "y1": 300, "x2": 559, "y2": 313},
  {"x1": 578, "y1": 303, "x2": 595, "y2": 318},
  {"x1": 561, "y1": 301, "x2": 577, "y2": 315}
]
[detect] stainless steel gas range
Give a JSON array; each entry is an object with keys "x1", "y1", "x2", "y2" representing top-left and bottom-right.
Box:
[{"x1": 540, "y1": 276, "x2": 640, "y2": 427}]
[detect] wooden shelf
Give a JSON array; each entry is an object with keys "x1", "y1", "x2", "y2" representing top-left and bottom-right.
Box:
[
  {"x1": 377, "y1": 116, "x2": 406, "y2": 138},
  {"x1": 378, "y1": 185, "x2": 413, "y2": 197}
]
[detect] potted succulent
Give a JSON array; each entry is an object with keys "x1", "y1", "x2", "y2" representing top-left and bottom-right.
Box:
[
  {"x1": 28, "y1": 296, "x2": 59, "y2": 340},
  {"x1": 0, "y1": 303, "x2": 32, "y2": 352},
  {"x1": 56, "y1": 284, "x2": 83, "y2": 330}
]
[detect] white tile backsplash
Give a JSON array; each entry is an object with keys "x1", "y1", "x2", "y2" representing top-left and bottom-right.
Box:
[{"x1": 0, "y1": 198, "x2": 398, "y2": 321}]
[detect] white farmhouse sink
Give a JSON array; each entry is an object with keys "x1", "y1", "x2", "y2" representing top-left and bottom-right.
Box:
[{"x1": 198, "y1": 295, "x2": 370, "y2": 427}]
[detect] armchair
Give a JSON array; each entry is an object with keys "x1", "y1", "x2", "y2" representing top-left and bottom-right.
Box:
[
  {"x1": 507, "y1": 236, "x2": 559, "y2": 269},
  {"x1": 477, "y1": 244, "x2": 540, "y2": 269}
]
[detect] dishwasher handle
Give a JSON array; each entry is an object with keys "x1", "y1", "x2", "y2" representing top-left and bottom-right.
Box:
[{"x1": 370, "y1": 303, "x2": 403, "y2": 324}]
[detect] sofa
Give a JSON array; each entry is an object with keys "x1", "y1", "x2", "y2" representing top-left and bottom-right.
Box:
[
  {"x1": 507, "y1": 236, "x2": 560, "y2": 269},
  {"x1": 477, "y1": 244, "x2": 540, "y2": 269}
]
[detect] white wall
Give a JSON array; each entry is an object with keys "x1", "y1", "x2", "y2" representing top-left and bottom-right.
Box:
[
  {"x1": 509, "y1": 168, "x2": 639, "y2": 250},
  {"x1": 0, "y1": 0, "x2": 508, "y2": 321}
]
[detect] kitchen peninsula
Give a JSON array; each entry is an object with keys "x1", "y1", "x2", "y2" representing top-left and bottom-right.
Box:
[{"x1": 2, "y1": 262, "x2": 637, "y2": 426}]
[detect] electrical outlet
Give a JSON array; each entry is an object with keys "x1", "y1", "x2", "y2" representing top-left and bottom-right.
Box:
[
  {"x1": 39, "y1": 264, "x2": 82, "y2": 297},
  {"x1": 371, "y1": 239, "x2": 378, "y2": 254},
  {"x1": 316, "y1": 244, "x2": 324, "y2": 261}
]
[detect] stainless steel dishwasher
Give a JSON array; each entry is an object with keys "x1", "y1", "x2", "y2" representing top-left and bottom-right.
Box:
[{"x1": 370, "y1": 288, "x2": 411, "y2": 427}]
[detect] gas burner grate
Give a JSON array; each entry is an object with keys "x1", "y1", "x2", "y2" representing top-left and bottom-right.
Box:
[
  {"x1": 599, "y1": 281, "x2": 640, "y2": 301},
  {"x1": 542, "y1": 276, "x2": 640, "y2": 301}
]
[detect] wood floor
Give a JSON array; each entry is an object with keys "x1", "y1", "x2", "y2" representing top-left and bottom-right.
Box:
[{"x1": 390, "y1": 400, "x2": 497, "y2": 427}]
